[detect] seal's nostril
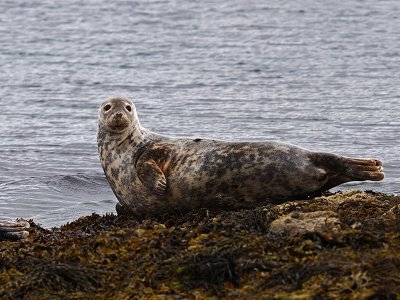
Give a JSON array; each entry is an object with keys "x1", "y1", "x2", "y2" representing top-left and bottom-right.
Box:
[{"x1": 115, "y1": 112, "x2": 123, "y2": 118}]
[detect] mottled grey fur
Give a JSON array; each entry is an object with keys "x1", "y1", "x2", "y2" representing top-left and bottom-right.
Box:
[{"x1": 98, "y1": 97, "x2": 384, "y2": 217}]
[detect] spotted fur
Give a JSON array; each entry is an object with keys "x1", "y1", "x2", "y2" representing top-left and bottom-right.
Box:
[{"x1": 97, "y1": 97, "x2": 384, "y2": 217}]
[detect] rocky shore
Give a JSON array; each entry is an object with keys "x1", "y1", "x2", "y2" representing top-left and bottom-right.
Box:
[{"x1": 1, "y1": 190, "x2": 399, "y2": 299}]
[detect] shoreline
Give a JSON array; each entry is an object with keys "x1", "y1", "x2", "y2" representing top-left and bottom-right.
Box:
[{"x1": 1, "y1": 190, "x2": 399, "y2": 299}]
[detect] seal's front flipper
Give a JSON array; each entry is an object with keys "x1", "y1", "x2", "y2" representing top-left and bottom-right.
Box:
[
  {"x1": 0, "y1": 220, "x2": 30, "y2": 241},
  {"x1": 137, "y1": 160, "x2": 167, "y2": 195}
]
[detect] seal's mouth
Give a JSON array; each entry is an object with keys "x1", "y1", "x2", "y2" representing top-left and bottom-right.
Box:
[{"x1": 107, "y1": 112, "x2": 130, "y2": 131}]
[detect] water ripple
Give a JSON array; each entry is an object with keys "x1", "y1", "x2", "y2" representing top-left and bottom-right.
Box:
[{"x1": 0, "y1": 0, "x2": 399, "y2": 227}]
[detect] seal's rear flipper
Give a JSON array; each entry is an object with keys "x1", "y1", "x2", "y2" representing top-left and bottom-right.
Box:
[
  {"x1": 0, "y1": 220, "x2": 30, "y2": 241},
  {"x1": 343, "y1": 158, "x2": 384, "y2": 181},
  {"x1": 309, "y1": 153, "x2": 384, "y2": 192}
]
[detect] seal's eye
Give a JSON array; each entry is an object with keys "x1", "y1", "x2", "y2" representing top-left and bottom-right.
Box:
[
  {"x1": 104, "y1": 104, "x2": 111, "y2": 111},
  {"x1": 126, "y1": 105, "x2": 132, "y2": 112}
]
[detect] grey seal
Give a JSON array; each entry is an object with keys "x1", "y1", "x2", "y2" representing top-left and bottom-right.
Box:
[{"x1": 97, "y1": 97, "x2": 384, "y2": 217}]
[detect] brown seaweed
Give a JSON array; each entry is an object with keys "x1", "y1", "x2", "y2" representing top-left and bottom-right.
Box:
[{"x1": 0, "y1": 190, "x2": 399, "y2": 299}]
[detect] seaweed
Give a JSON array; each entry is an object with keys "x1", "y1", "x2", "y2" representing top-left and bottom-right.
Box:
[{"x1": 0, "y1": 190, "x2": 399, "y2": 299}]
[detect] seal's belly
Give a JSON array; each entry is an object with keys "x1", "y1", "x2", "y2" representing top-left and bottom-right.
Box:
[{"x1": 164, "y1": 140, "x2": 325, "y2": 205}]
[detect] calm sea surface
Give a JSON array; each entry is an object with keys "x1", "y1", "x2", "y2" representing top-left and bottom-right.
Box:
[{"x1": 0, "y1": 0, "x2": 399, "y2": 228}]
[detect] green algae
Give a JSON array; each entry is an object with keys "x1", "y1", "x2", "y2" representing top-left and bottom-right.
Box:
[{"x1": 0, "y1": 190, "x2": 399, "y2": 299}]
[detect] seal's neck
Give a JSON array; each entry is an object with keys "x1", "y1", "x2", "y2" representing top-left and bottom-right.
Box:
[{"x1": 97, "y1": 121, "x2": 148, "y2": 156}]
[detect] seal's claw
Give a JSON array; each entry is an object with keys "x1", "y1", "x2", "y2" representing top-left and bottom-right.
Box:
[
  {"x1": 158, "y1": 178, "x2": 167, "y2": 187},
  {"x1": 155, "y1": 179, "x2": 167, "y2": 195}
]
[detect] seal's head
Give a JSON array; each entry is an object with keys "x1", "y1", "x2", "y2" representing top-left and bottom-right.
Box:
[{"x1": 99, "y1": 97, "x2": 137, "y2": 133}]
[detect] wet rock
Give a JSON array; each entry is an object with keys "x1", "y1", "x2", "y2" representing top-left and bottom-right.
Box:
[
  {"x1": 0, "y1": 219, "x2": 30, "y2": 241},
  {"x1": 269, "y1": 210, "x2": 341, "y2": 236}
]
